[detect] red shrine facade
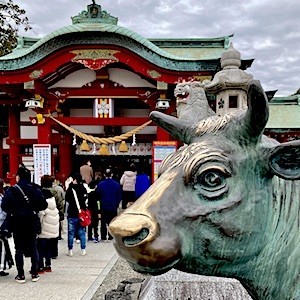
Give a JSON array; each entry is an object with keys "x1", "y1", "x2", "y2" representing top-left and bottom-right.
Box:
[{"x1": 0, "y1": 2, "x2": 253, "y2": 184}]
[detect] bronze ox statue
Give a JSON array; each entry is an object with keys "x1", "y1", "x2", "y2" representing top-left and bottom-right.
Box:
[{"x1": 109, "y1": 80, "x2": 300, "y2": 300}]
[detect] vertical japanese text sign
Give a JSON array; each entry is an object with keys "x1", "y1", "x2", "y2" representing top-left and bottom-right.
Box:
[{"x1": 33, "y1": 144, "x2": 51, "y2": 185}]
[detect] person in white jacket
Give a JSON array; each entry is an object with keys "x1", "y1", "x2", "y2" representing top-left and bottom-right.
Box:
[
  {"x1": 120, "y1": 164, "x2": 137, "y2": 209},
  {"x1": 37, "y1": 175, "x2": 59, "y2": 273}
]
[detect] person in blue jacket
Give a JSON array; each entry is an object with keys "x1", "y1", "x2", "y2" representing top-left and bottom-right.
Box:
[
  {"x1": 96, "y1": 169, "x2": 121, "y2": 242},
  {"x1": 135, "y1": 167, "x2": 151, "y2": 199}
]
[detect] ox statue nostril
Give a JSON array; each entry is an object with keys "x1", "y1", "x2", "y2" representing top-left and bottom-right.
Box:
[
  {"x1": 123, "y1": 228, "x2": 150, "y2": 247},
  {"x1": 109, "y1": 213, "x2": 157, "y2": 247}
]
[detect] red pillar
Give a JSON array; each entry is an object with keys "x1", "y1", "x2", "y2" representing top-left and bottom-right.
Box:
[
  {"x1": 37, "y1": 118, "x2": 51, "y2": 144},
  {"x1": 156, "y1": 126, "x2": 170, "y2": 141},
  {"x1": 8, "y1": 108, "x2": 20, "y2": 185}
]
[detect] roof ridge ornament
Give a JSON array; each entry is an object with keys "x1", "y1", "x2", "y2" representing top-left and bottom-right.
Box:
[{"x1": 71, "y1": 1, "x2": 118, "y2": 25}]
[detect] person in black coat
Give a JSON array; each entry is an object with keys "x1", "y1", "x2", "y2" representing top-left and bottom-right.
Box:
[
  {"x1": 1, "y1": 167, "x2": 48, "y2": 283},
  {"x1": 87, "y1": 172, "x2": 102, "y2": 243}
]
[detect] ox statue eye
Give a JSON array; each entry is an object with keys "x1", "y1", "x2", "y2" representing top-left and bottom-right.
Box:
[
  {"x1": 191, "y1": 166, "x2": 231, "y2": 199},
  {"x1": 200, "y1": 171, "x2": 224, "y2": 188},
  {"x1": 198, "y1": 170, "x2": 226, "y2": 190}
]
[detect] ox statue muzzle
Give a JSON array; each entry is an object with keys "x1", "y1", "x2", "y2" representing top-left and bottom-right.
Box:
[{"x1": 109, "y1": 179, "x2": 182, "y2": 275}]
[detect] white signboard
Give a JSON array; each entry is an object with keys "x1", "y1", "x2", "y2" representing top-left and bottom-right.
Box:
[
  {"x1": 33, "y1": 144, "x2": 51, "y2": 185},
  {"x1": 152, "y1": 141, "x2": 177, "y2": 182}
]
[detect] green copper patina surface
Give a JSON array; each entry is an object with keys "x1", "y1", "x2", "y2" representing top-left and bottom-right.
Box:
[{"x1": 109, "y1": 80, "x2": 300, "y2": 300}]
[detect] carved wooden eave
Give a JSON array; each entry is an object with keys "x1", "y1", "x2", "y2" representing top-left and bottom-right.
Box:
[{"x1": 0, "y1": 22, "x2": 225, "y2": 85}]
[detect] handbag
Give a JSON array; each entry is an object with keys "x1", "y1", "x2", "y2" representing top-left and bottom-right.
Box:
[
  {"x1": 72, "y1": 188, "x2": 91, "y2": 227},
  {"x1": 15, "y1": 184, "x2": 42, "y2": 234}
]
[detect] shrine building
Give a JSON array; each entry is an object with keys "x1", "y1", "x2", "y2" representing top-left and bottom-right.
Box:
[{"x1": 0, "y1": 1, "x2": 298, "y2": 184}]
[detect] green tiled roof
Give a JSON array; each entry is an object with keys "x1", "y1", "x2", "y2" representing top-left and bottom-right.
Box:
[
  {"x1": 0, "y1": 23, "x2": 227, "y2": 62},
  {"x1": 269, "y1": 94, "x2": 300, "y2": 105},
  {"x1": 267, "y1": 95, "x2": 300, "y2": 128},
  {"x1": 0, "y1": 23, "x2": 230, "y2": 72},
  {"x1": 149, "y1": 36, "x2": 231, "y2": 60},
  {"x1": 157, "y1": 47, "x2": 225, "y2": 60},
  {"x1": 267, "y1": 104, "x2": 300, "y2": 128}
]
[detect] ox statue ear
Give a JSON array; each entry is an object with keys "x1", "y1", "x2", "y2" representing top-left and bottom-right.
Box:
[
  {"x1": 268, "y1": 140, "x2": 300, "y2": 180},
  {"x1": 150, "y1": 111, "x2": 194, "y2": 144}
]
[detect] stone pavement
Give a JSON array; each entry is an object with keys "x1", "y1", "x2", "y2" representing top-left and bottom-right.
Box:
[{"x1": 0, "y1": 230, "x2": 119, "y2": 300}]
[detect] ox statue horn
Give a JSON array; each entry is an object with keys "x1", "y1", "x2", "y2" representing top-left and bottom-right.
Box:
[
  {"x1": 150, "y1": 111, "x2": 194, "y2": 145},
  {"x1": 240, "y1": 80, "x2": 269, "y2": 144}
]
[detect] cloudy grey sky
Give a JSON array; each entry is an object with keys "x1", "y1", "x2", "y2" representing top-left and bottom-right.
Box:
[{"x1": 16, "y1": 0, "x2": 300, "y2": 96}]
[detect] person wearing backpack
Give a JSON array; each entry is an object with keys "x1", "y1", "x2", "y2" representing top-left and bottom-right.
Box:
[{"x1": 1, "y1": 167, "x2": 48, "y2": 283}]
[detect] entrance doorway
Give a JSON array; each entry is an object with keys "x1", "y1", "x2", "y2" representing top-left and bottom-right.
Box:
[{"x1": 72, "y1": 155, "x2": 152, "y2": 182}]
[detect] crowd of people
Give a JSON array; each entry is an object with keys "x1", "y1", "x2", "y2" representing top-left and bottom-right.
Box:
[{"x1": 0, "y1": 160, "x2": 151, "y2": 284}]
